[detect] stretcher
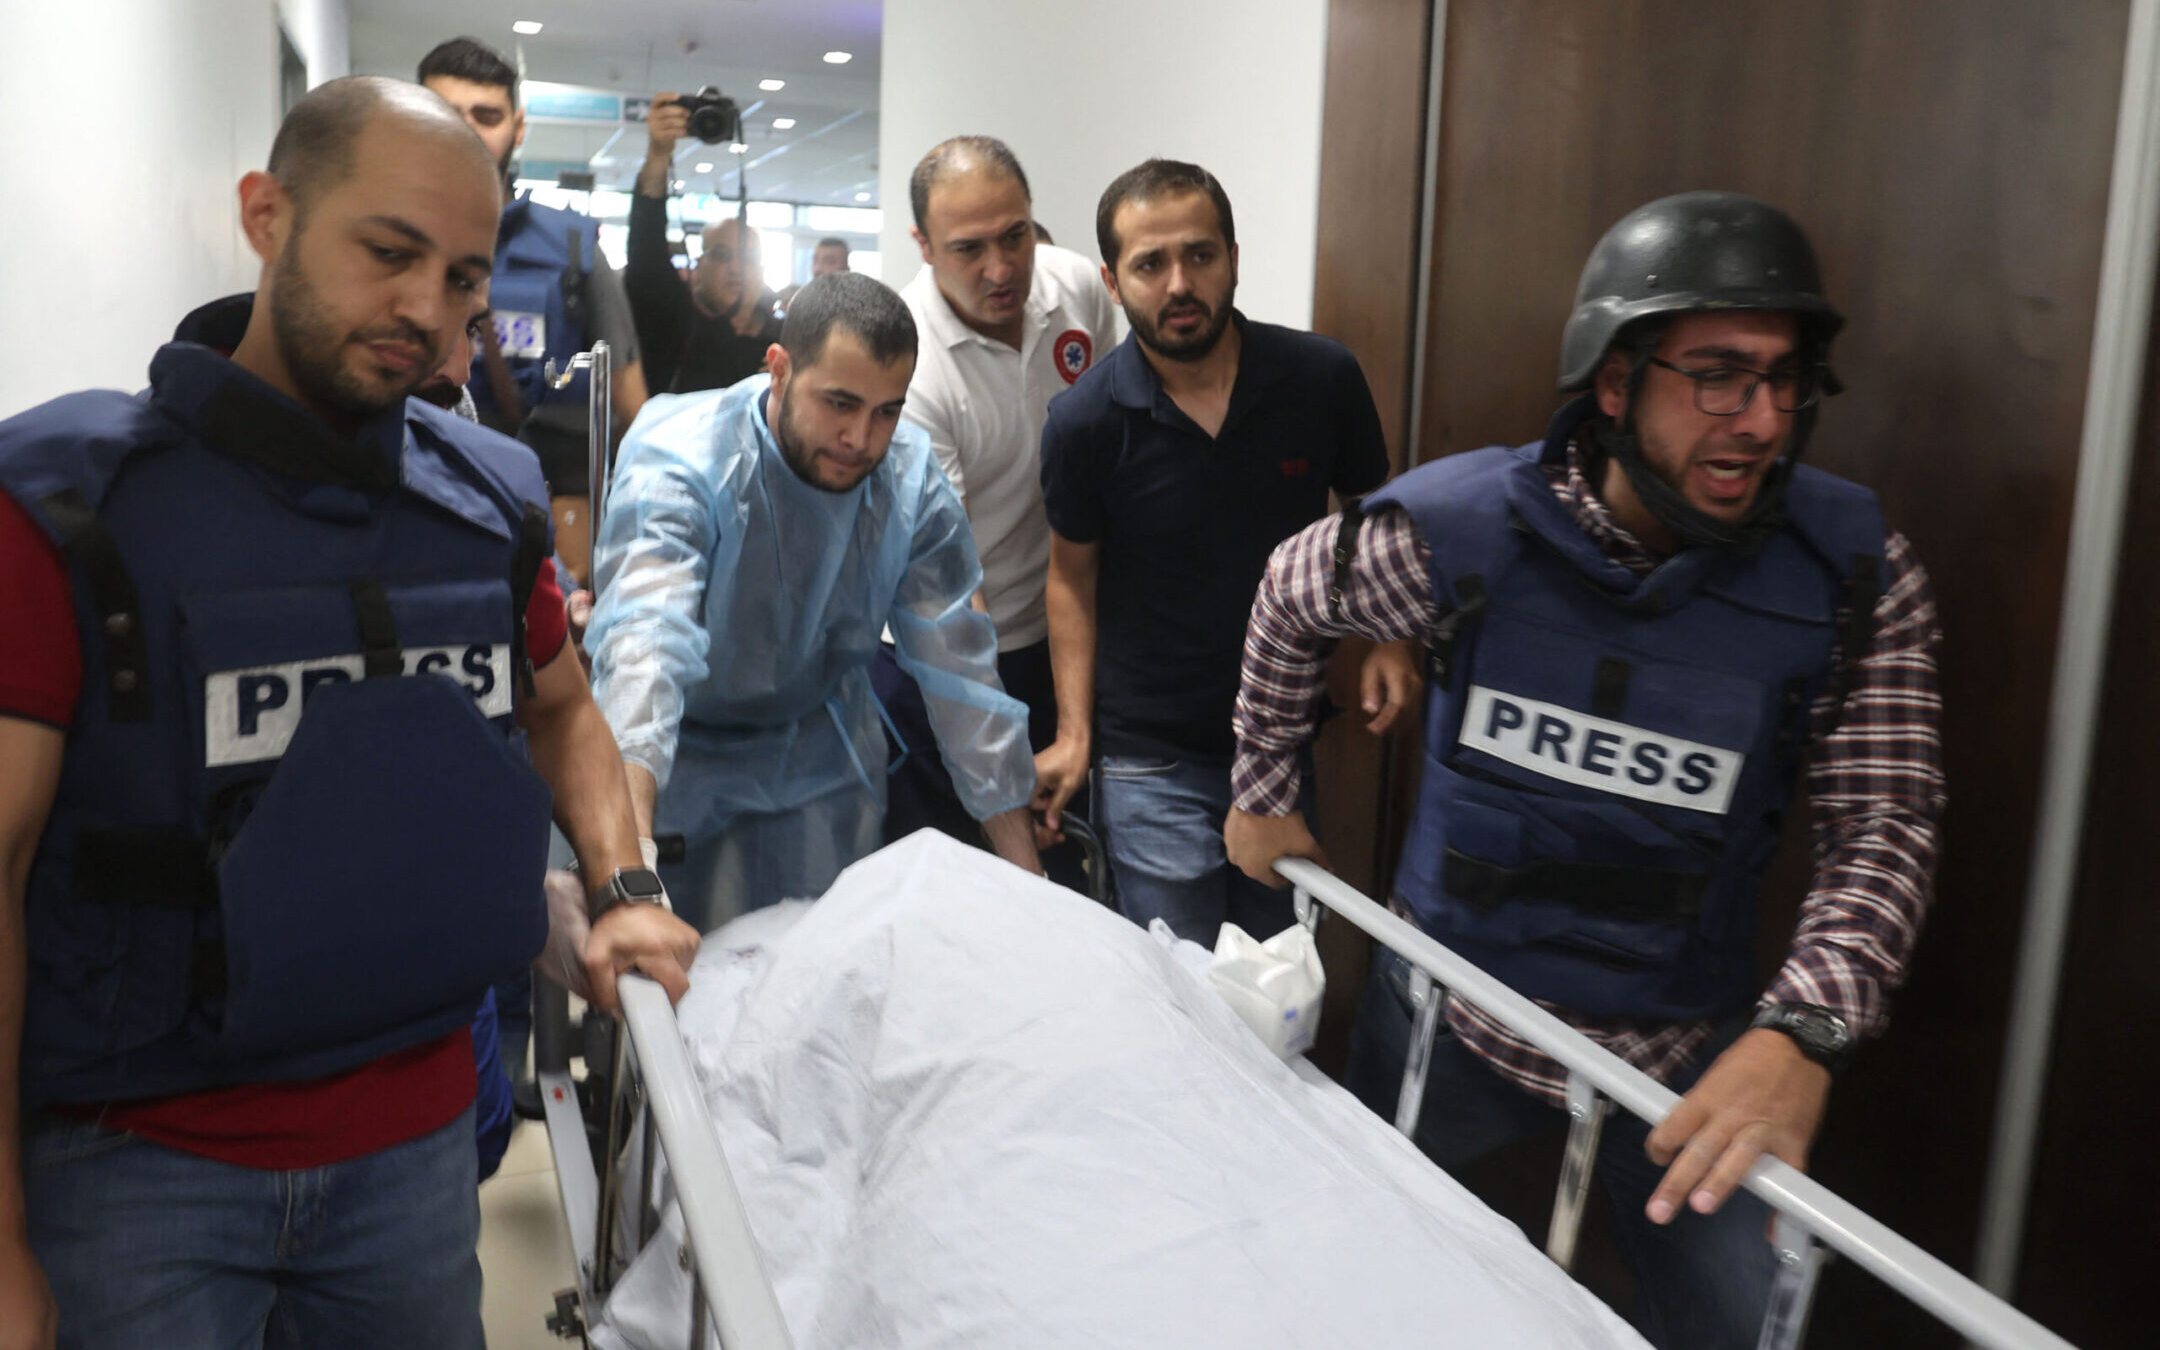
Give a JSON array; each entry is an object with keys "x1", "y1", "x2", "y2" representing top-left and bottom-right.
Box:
[
  {"x1": 521, "y1": 836, "x2": 2084, "y2": 1350},
  {"x1": 540, "y1": 348, "x2": 2072, "y2": 1347}
]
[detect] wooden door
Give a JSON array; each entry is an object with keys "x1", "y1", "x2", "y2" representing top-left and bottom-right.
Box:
[{"x1": 1312, "y1": 1, "x2": 2139, "y2": 1341}]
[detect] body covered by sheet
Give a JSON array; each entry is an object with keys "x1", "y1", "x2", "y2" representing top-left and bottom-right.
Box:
[{"x1": 596, "y1": 830, "x2": 1648, "y2": 1350}]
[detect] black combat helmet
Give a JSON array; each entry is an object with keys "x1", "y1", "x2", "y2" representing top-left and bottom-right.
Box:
[
  {"x1": 1559, "y1": 191, "x2": 1842, "y2": 391},
  {"x1": 1560, "y1": 191, "x2": 1842, "y2": 549}
]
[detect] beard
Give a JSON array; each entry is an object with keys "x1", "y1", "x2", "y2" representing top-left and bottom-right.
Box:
[
  {"x1": 1126, "y1": 287, "x2": 1235, "y2": 362},
  {"x1": 414, "y1": 375, "x2": 464, "y2": 410},
  {"x1": 270, "y1": 236, "x2": 439, "y2": 427},
  {"x1": 773, "y1": 380, "x2": 871, "y2": 494}
]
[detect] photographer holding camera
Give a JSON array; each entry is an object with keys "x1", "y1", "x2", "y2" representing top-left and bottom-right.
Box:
[{"x1": 626, "y1": 90, "x2": 783, "y2": 396}]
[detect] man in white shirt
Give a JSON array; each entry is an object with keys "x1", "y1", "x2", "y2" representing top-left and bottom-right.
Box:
[{"x1": 872, "y1": 136, "x2": 1119, "y2": 876}]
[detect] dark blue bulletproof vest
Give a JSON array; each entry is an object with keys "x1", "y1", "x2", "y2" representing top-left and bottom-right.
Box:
[
  {"x1": 470, "y1": 196, "x2": 598, "y2": 424},
  {"x1": 1366, "y1": 398, "x2": 1883, "y2": 1020},
  {"x1": 0, "y1": 343, "x2": 557, "y2": 1108}
]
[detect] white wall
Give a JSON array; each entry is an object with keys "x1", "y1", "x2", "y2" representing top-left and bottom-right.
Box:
[
  {"x1": 280, "y1": 0, "x2": 351, "y2": 86},
  {"x1": 879, "y1": 0, "x2": 1330, "y2": 330},
  {"x1": 0, "y1": 0, "x2": 286, "y2": 413}
]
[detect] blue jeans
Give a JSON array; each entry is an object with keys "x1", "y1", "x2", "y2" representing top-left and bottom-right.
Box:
[
  {"x1": 1345, "y1": 950, "x2": 1777, "y2": 1350},
  {"x1": 1094, "y1": 753, "x2": 1302, "y2": 946},
  {"x1": 471, "y1": 987, "x2": 514, "y2": 1181},
  {"x1": 25, "y1": 1104, "x2": 484, "y2": 1350}
]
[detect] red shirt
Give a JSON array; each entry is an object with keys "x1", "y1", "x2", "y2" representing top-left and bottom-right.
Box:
[
  {"x1": 0, "y1": 487, "x2": 568, "y2": 1168},
  {"x1": 0, "y1": 491, "x2": 80, "y2": 727}
]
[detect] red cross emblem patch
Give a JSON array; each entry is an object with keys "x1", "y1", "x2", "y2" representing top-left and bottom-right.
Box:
[{"x1": 1053, "y1": 329, "x2": 1093, "y2": 384}]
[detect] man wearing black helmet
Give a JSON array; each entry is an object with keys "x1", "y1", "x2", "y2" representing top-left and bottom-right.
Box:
[{"x1": 1224, "y1": 193, "x2": 1944, "y2": 1348}]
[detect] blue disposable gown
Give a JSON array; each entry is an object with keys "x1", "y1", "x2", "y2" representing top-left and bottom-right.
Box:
[{"x1": 588, "y1": 377, "x2": 1032, "y2": 913}]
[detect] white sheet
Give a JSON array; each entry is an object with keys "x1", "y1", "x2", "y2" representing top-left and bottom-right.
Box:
[{"x1": 594, "y1": 830, "x2": 1648, "y2": 1349}]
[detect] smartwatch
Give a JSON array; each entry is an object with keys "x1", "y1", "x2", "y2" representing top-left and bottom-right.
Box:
[
  {"x1": 591, "y1": 866, "x2": 670, "y2": 920},
  {"x1": 1749, "y1": 1001, "x2": 1854, "y2": 1072}
]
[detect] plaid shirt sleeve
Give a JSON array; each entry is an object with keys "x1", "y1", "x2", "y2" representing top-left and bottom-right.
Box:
[
  {"x1": 1231, "y1": 508, "x2": 1440, "y2": 816},
  {"x1": 1764, "y1": 530, "x2": 1945, "y2": 1041}
]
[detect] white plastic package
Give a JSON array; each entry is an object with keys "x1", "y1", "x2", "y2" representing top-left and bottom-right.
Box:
[{"x1": 1208, "y1": 921, "x2": 1325, "y2": 1059}]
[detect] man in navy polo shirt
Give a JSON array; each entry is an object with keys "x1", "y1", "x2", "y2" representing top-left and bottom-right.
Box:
[{"x1": 1035, "y1": 158, "x2": 1404, "y2": 945}]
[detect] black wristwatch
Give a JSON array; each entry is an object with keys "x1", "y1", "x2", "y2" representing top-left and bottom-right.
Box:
[
  {"x1": 591, "y1": 866, "x2": 670, "y2": 921},
  {"x1": 1750, "y1": 1001, "x2": 1854, "y2": 1072}
]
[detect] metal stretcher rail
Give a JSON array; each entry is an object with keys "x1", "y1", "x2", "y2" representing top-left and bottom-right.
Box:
[
  {"x1": 534, "y1": 973, "x2": 794, "y2": 1349},
  {"x1": 1271, "y1": 856, "x2": 2078, "y2": 1350},
  {"x1": 617, "y1": 976, "x2": 795, "y2": 1350}
]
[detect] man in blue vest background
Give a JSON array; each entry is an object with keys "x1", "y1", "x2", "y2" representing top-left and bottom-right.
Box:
[
  {"x1": 1224, "y1": 193, "x2": 1945, "y2": 1349},
  {"x1": 420, "y1": 35, "x2": 650, "y2": 591},
  {"x1": 0, "y1": 78, "x2": 697, "y2": 1350}
]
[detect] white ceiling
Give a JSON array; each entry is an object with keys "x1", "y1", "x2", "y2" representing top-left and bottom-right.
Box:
[{"x1": 347, "y1": 0, "x2": 883, "y2": 205}]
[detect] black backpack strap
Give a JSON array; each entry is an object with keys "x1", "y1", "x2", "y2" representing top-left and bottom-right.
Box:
[
  {"x1": 561, "y1": 226, "x2": 590, "y2": 327},
  {"x1": 1427, "y1": 573, "x2": 1489, "y2": 686},
  {"x1": 1590, "y1": 656, "x2": 1633, "y2": 720},
  {"x1": 72, "y1": 826, "x2": 217, "y2": 912},
  {"x1": 1825, "y1": 551, "x2": 1881, "y2": 732},
  {"x1": 347, "y1": 580, "x2": 403, "y2": 678},
  {"x1": 511, "y1": 501, "x2": 552, "y2": 696},
  {"x1": 411, "y1": 409, "x2": 557, "y2": 697},
  {"x1": 1327, "y1": 500, "x2": 1364, "y2": 622},
  {"x1": 38, "y1": 488, "x2": 151, "y2": 722}
]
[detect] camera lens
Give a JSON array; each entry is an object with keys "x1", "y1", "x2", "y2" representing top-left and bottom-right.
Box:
[{"x1": 685, "y1": 90, "x2": 737, "y2": 145}]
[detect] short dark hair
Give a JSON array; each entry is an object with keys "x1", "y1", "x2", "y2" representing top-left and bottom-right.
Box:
[
  {"x1": 814, "y1": 236, "x2": 850, "y2": 253},
  {"x1": 268, "y1": 76, "x2": 490, "y2": 220},
  {"x1": 909, "y1": 136, "x2": 1030, "y2": 232},
  {"x1": 1096, "y1": 159, "x2": 1236, "y2": 270},
  {"x1": 1032, "y1": 219, "x2": 1055, "y2": 246},
  {"x1": 781, "y1": 273, "x2": 918, "y2": 369},
  {"x1": 417, "y1": 36, "x2": 518, "y2": 101}
]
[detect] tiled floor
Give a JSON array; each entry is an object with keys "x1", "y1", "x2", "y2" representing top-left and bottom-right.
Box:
[{"x1": 479, "y1": 1118, "x2": 581, "y2": 1349}]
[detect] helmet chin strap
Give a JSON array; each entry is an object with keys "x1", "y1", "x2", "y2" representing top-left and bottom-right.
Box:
[{"x1": 1592, "y1": 354, "x2": 1821, "y2": 553}]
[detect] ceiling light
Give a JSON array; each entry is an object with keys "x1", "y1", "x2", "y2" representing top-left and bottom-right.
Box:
[
  {"x1": 728, "y1": 141, "x2": 748, "y2": 154},
  {"x1": 772, "y1": 117, "x2": 796, "y2": 130},
  {"x1": 672, "y1": 179, "x2": 686, "y2": 190},
  {"x1": 758, "y1": 78, "x2": 786, "y2": 91},
  {"x1": 823, "y1": 51, "x2": 852, "y2": 64},
  {"x1": 855, "y1": 191, "x2": 871, "y2": 202},
  {"x1": 512, "y1": 20, "x2": 543, "y2": 35},
  {"x1": 694, "y1": 162, "x2": 714, "y2": 173}
]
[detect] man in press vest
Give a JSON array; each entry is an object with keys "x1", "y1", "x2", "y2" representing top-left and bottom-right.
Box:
[
  {"x1": 0, "y1": 79, "x2": 696, "y2": 1350},
  {"x1": 1225, "y1": 192, "x2": 1946, "y2": 1349}
]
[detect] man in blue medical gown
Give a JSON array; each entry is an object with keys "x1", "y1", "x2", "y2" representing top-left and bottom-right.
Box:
[{"x1": 587, "y1": 273, "x2": 1043, "y2": 929}]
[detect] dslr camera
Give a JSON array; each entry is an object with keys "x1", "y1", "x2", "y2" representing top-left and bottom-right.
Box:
[{"x1": 673, "y1": 86, "x2": 743, "y2": 145}]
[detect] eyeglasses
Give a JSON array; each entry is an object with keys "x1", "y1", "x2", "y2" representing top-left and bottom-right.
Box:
[{"x1": 1647, "y1": 357, "x2": 1826, "y2": 415}]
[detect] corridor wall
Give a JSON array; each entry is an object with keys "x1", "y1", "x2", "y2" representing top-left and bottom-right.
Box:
[
  {"x1": 0, "y1": 0, "x2": 285, "y2": 411},
  {"x1": 877, "y1": 0, "x2": 1329, "y2": 330}
]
